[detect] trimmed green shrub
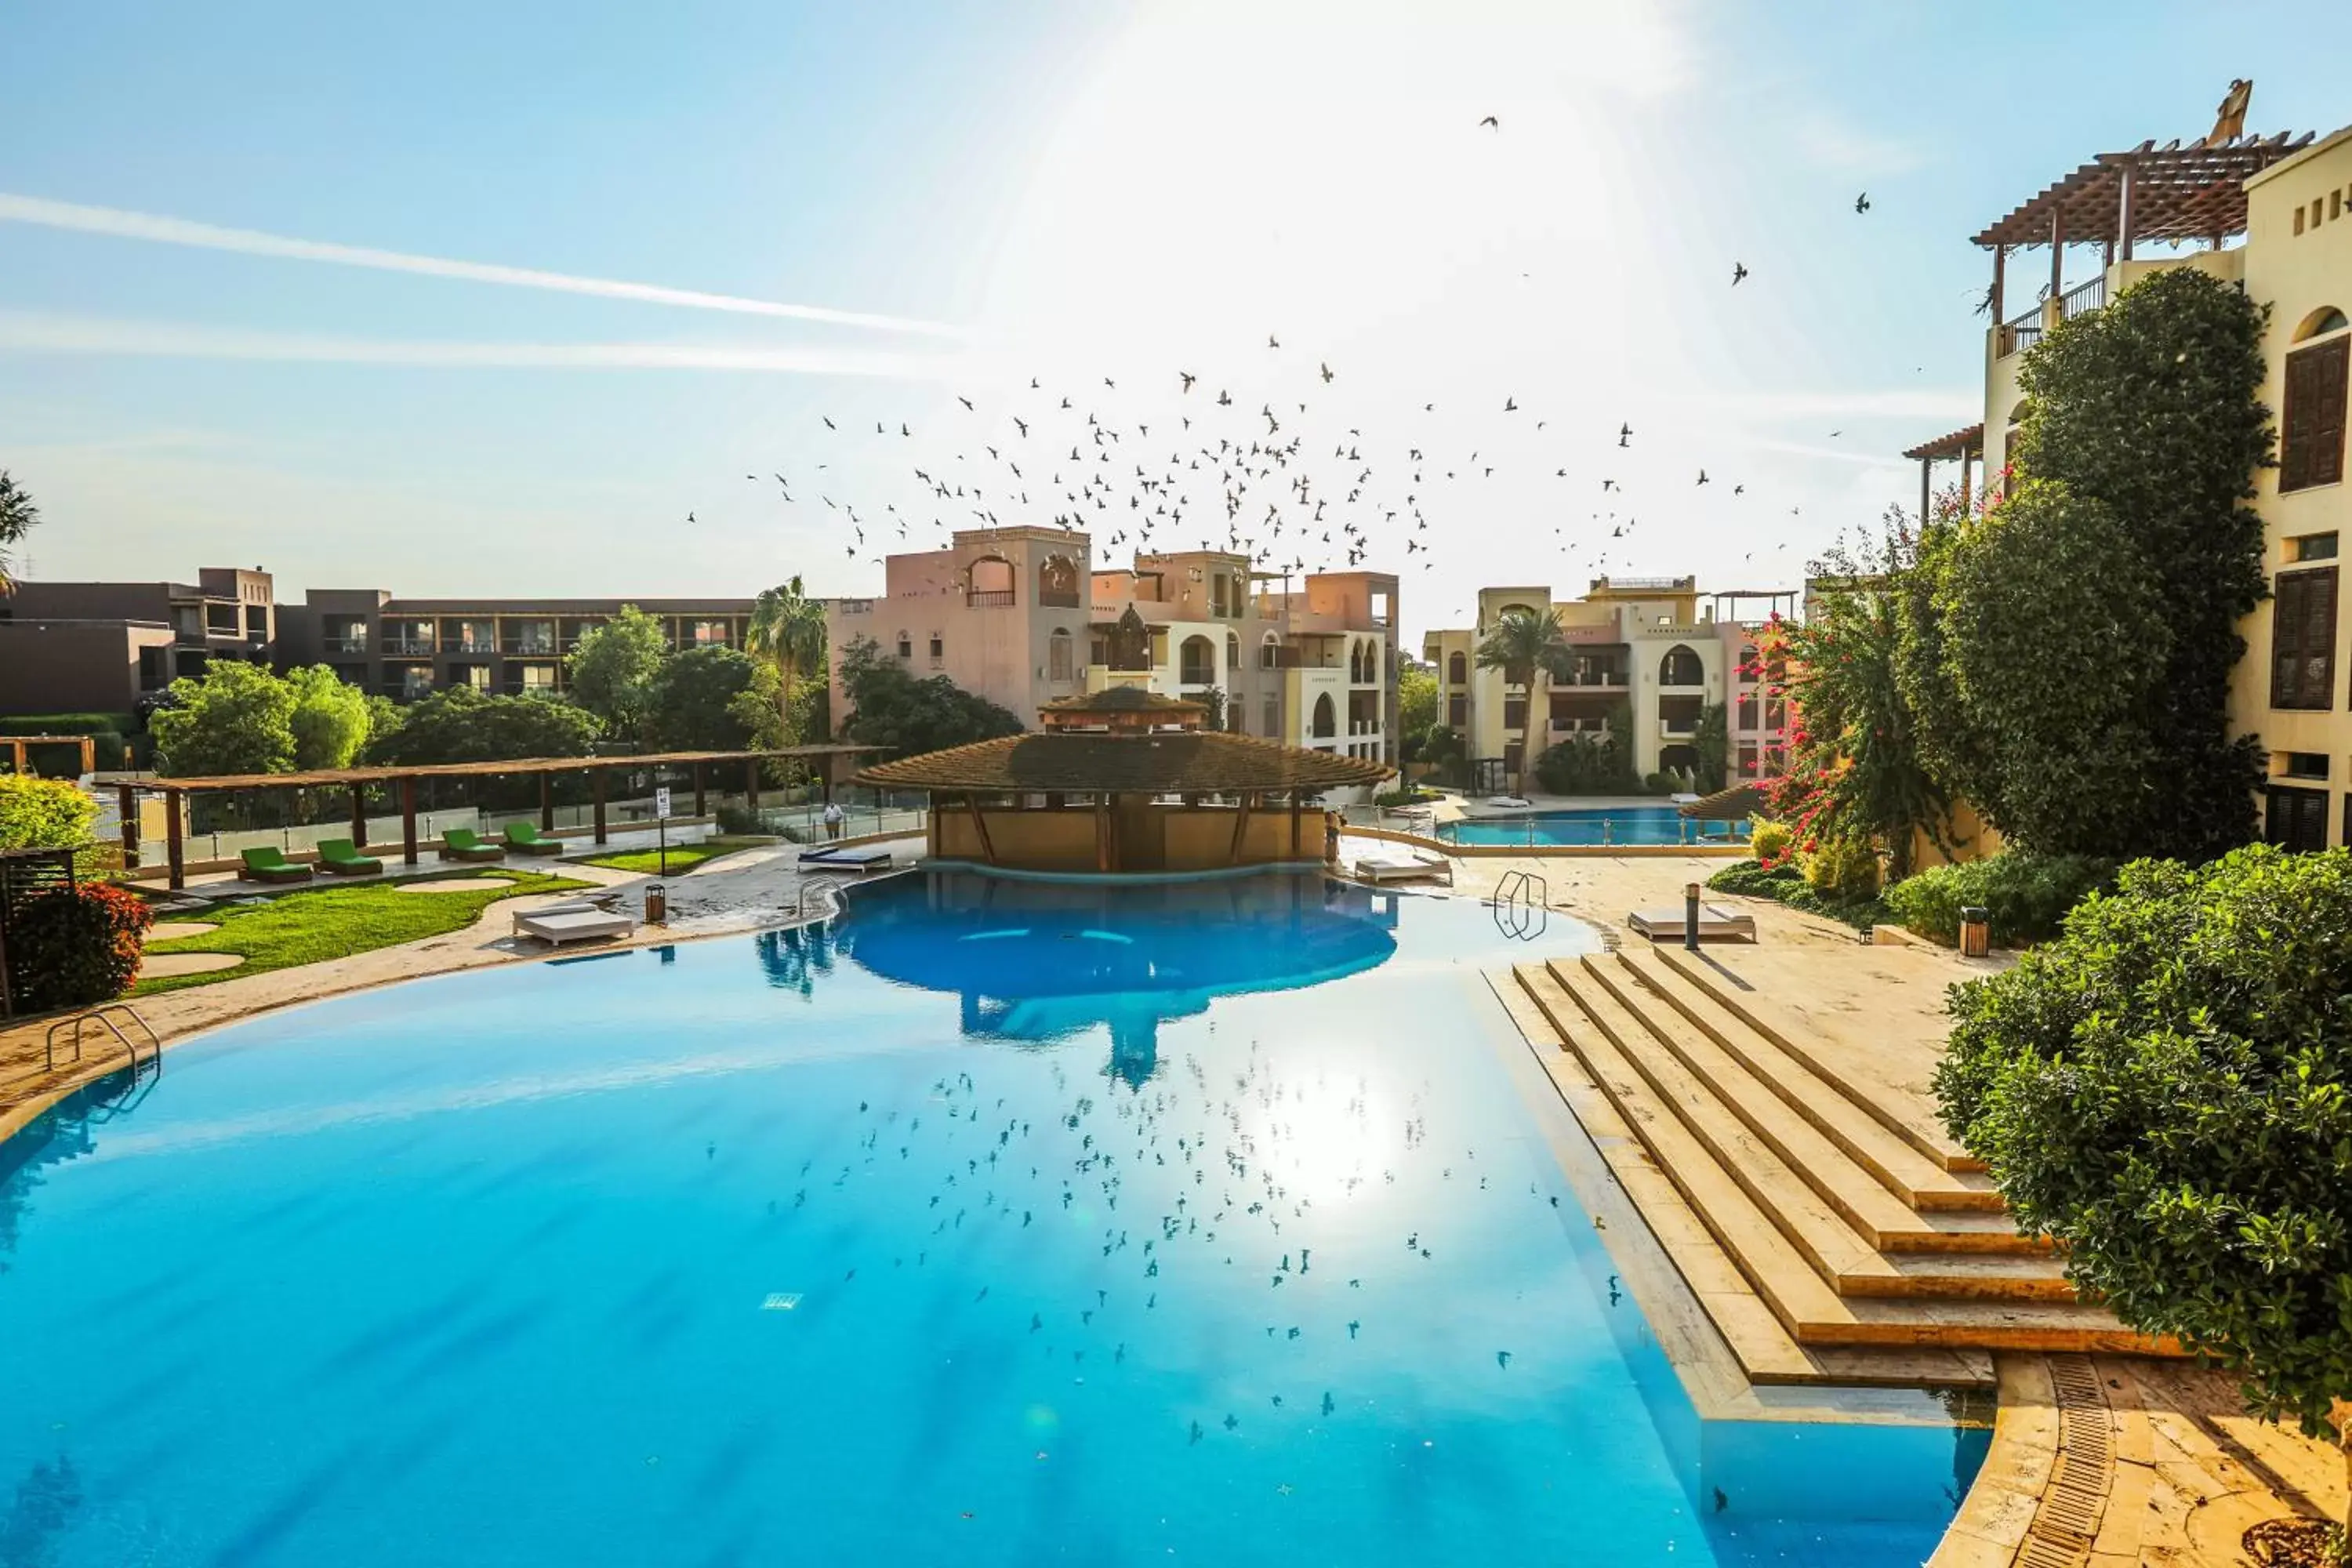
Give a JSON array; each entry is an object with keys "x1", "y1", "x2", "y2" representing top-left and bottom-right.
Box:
[
  {"x1": 1708, "y1": 859, "x2": 1803, "y2": 898},
  {"x1": 1749, "y1": 818, "x2": 1792, "y2": 865},
  {"x1": 7, "y1": 882, "x2": 153, "y2": 1011},
  {"x1": 1708, "y1": 857, "x2": 1888, "y2": 934},
  {"x1": 1885, "y1": 851, "x2": 2113, "y2": 948},
  {"x1": 1935, "y1": 846, "x2": 2352, "y2": 1449},
  {"x1": 1802, "y1": 837, "x2": 1882, "y2": 901},
  {"x1": 0, "y1": 775, "x2": 97, "y2": 852},
  {"x1": 0, "y1": 713, "x2": 139, "y2": 737}
]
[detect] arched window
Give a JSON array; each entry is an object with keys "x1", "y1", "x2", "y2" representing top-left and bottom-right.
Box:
[
  {"x1": 1178, "y1": 634, "x2": 1216, "y2": 686},
  {"x1": 1260, "y1": 632, "x2": 1281, "y2": 670},
  {"x1": 967, "y1": 555, "x2": 1015, "y2": 607},
  {"x1": 1446, "y1": 651, "x2": 1466, "y2": 685},
  {"x1": 1047, "y1": 628, "x2": 1074, "y2": 682},
  {"x1": 2294, "y1": 306, "x2": 2349, "y2": 342},
  {"x1": 895, "y1": 630, "x2": 912, "y2": 660},
  {"x1": 1658, "y1": 644, "x2": 1704, "y2": 686},
  {"x1": 1311, "y1": 693, "x2": 1337, "y2": 739},
  {"x1": 2283, "y1": 312, "x2": 2349, "y2": 492},
  {"x1": 1037, "y1": 554, "x2": 1080, "y2": 608},
  {"x1": 1226, "y1": 632, "x2": 1240, "y2": 676}
]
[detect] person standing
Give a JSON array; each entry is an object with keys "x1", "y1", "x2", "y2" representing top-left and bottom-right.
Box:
[{"x1": 822, "y1": 800, "x2": 845, "y2": 841}]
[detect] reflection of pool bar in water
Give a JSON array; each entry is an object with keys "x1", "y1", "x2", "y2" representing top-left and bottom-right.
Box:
[
  {"x1": 0, "y1": 869, "x2": 1974, "y2": 1566},
  {"x1": 1439, "y1": 805, "x2": 1751, "y2": 849}
]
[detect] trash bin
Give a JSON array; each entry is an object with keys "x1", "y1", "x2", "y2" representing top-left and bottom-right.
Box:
[
  {"x1": 1957, "y1": 904, "x2": 1990, "y2": 958},
  {"x1": 644, "y1": 883, "x2": 668, "y2": 926}
]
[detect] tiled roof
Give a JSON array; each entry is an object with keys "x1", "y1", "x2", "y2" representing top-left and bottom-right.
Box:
[
  {"x1": 1038, "y1": 687, "x2": 1203, "y2": 714},
  {"x1": 855, "y1": 732, "x2": 1392, "y2": 793}
]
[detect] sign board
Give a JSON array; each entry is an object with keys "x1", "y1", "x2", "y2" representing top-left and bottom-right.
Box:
[{"x1": 654, "y1": 786, "x2": 673, "y2": 818}]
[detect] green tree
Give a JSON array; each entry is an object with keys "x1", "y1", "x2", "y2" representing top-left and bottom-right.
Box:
[
  {"x1": 285, "y1": 665, "x2": 373, "y2": 771},
  {"x1": 836, "y1": 637, "x2": 1024, "y2": 757},
  {"x1": 0, "y1": 775, "x2": 97, "y2": 851},
  {"x1": 644, "y1": 644, "x2": 771, "y2": 751},
  {"x1": 1928, "y1": 479, "x2": 2175, "y2": 858},
  {"x1": 1692, "y1": 701, "x2": 1729, "y2": 793},
  {"x1": 1396, "y1": 659, "x2": 1438, "y2": 750},
  {"x1": 566, "y1": 605, "x2": 670, "y2": 741},
  {"x1": 149, "y1": 662, "x2": 297, "y2": 777},
  {"x1": 1475, "y1": 605, "x2": 1570, "y2": 790},
  {"x1": 747, "y1": 577, "x2": 829, "y2": 739},
  {"x1": 1769, "y1": 519, "x2": 1949, "y2": 877},
  {"x1": 0, "y1": 470, "x2": 38, "y2": 593},
  {"x1": 2002, "y1": 266, "x2": 2270, "y2": 859},
  {"x1": 365, "y1": 687, "x2": 601, "y2": 766},
  {"x1": 1936, "y1": 846, "x2": 2352, "y2": 1529}
]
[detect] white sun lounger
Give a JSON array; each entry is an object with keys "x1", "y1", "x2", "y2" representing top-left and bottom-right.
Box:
[
  {"x1": 1352, "y1": 848, "x2": 1454, "y2": 885},
  {"x1": 513, "y1": 908, "x2": 638, "y2": 946},
  {"x1": 1626, "y1": 904, "x2": 1757, "y2": 944},
  {"x1": 1482, "y1": 795, "x2": 1534, "y2": 809}
]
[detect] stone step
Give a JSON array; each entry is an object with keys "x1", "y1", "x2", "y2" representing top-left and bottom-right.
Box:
[
  {"x1": 1650, "y1": 945, "x2": 1986, "y2": 1174},
  {"x1": 1548, "y1": 957, "x2": 2067, "y2": 1302},
  {"x1": 1489, "y1": 971, "x2": 1995, "y2": 1392},
  {"x1": 1513, "y1": 964, "x2": 2171, "y2": 1355},
  {"x1": 1590, "y1": 952, "x2": 2021, "y2": 1250}
]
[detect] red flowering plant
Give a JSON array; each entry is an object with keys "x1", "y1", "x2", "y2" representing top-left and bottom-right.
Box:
[{"x1": 6, "y1": 882, "x2": 154, "y2": 1013}]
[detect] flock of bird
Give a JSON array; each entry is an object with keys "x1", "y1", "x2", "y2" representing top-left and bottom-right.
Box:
[{"x1": 714, "y1": 122, "x2": 1884, "y2": 612}]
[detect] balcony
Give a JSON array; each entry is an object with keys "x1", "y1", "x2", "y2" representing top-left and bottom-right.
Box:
[
  {"x1": 967, "y1": 590, "x2": 1017, "y2": 609},
  {"x1": 383, "y1": 638, "x2": 437, "y2": 657},
  {"x1": 1549, "y1": 719, "x2": 1611, "y2": 737},
  {"x1": 323, "y1": 633, "x2": 369, "y2": 655},
  {"x1": 835, "y1": 598, "x2": 874, "y2": 615},
  {"x1": 440, "y1": 638, "x2": 498, "y2": 655},
  {"x1": 499, "y1": 634, "x2": 558, "y2": 655},
  {"x1": 2002, "y1": 275, "x2": 2107, "y2": 356},
  {"x1": 1660, "y1": 718, "x2": 1699, "y2": 739}
]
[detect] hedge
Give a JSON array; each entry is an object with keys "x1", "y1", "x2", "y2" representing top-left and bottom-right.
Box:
[{"x1": 1882, "y1": 851, "x2": 2113, "y2": 948}]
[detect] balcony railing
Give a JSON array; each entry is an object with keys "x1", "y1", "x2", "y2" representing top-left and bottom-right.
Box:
[
  {"x1": 440, "y1": 637, "x2": 497, "y2": 654},
  {"x1": 383, "y1": 638, "x2": 437, "y2": 657},
  {"x1": 499, "y1": 636, "x2": 559, "y2": 655},
  {"x1": 2059, "y1": 274, "x2": 2105, "y2": 320},
  {"x1": 322, "y1": 634, "x2": 368, "y2": 654},
  {"x1": 1549, "y1": 719, "x2": 1611, "y2": 736},
  {"x1": 1660, "y1": 718, "x2": 1699, "y2": 739},
  {"x1": 1037, "y1": 590, "x2": 1081, "y2": 609},
  {"x1": 2003, "y1": 305, "x2": 2044, "y2": 354},
  {"x1": 967, "y1": 590, "x2": 1017, "y2": 608},
  {"x1": 835, "y1": 598, "x2": 874, "y2": 615}
]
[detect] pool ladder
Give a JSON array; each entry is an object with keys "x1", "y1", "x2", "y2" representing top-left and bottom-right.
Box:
[
  {"x1": 793, "y1": 873, "x2": 850, "y2": 923},
  {"x1": 1490, "y1": 869, "x2": 1549, "y2": 942},
  {"x1": 45, "y1": 1004, "x2": 163, "y2": 1079}
]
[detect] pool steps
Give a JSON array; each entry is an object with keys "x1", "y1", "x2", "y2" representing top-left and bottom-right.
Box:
[{"x1": 1504, "y1": 951, "x2": 2180, "y2": 1388}]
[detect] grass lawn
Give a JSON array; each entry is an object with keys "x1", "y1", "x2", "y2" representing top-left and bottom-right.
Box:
[
  {"x1": 576, "y1": 834, "x2": 777, "y2": 877},
  {"x1": 132, "y1": 868, "x2": 592, "y2": 997}
]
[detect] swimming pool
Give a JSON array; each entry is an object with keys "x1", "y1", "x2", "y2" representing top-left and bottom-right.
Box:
[
  {"x1": 0, "y1": 870, "x2": 1975, "y2": 1565},
  {"x1": 1439, "y1": 804, "x2": 1751, "y2": 848}
]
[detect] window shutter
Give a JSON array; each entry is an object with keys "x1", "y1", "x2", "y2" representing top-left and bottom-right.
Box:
[
  {"x1": 2281, "y1": 337, "x2": 2349, "y2": 493},
  {"x1": 2270, "y1": 567, "x2": 2339, "y2": 709},
  {"x1": 2265, "y1": 786, "x2": 2331, "y2": 852}
]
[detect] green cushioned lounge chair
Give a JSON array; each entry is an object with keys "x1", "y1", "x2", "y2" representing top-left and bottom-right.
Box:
[
  {"x1": 240, "y1": 846, "x2": 314, "y2": 884},
  {"x1": 439, "y1": 827, "x2": 506, "y2": 862},
  {"x1": 502, "y1": 822, "x2": 564, "y2": 857},
  {"x1": 316, "y1": 838, "x2": 383, "y2": 876}
]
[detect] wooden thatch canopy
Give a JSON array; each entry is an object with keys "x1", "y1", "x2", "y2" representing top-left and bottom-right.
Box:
[
  {"x1": 1038, "y1": 687, "x2": 1205, "y2": 732},
  {"x1": 855, "y1": 732, "x2": 1389, "y2": 795},
  {"x1": 1973, "y1": 132, "x2": 2314, "y2": 249},
  {"x1": 1676, "y1": 782, "x2": 1768, "y2": 822}
]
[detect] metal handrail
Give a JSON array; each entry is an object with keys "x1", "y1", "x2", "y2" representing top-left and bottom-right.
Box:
[
  {"x1": 1490, "y1": 869, "x2": 1549, "y2": 941},
  {"x1": 793, "y1": 874, "x2": 850, "y2": 921},
  {"x1": 45, "y1": 1004, "x2": 162, "y2": 1076}
]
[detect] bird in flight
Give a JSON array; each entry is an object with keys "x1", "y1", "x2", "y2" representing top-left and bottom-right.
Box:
[
  {"x1": 685, "y1": 510, "x2": 695, "y2": 524},
  {"x1": 1180, "y1": 372, "x2": 1196, "y2": 393},
  {"x1": 1618, "y1": 423, "x2": 1632, "y2": 447},
  {"x1": 1854, "y1": 192, "x2": 1871, "y2": 213},
  {"x1": 957, "y1": 395, "x2": 974, "y2": 411},
  {"x1": 822, "y1": 416, "x2": 835, "y2": 430},
  {"x1": 1696, "y1": 470, "x2": 1710, "y2": 485},
  {"x1": 1266, "y1": 332, "x2": 1280, "y2": 349},
  {"x1": 1319, "y1": 361, "x2": 1334, "y2": 384},
  {"x1": 1478, "y1": 115, "x2": 1499, "y2": 129},
  {"x1": 1731, "y1": 261, "x2": 1748, "y2": 285}
]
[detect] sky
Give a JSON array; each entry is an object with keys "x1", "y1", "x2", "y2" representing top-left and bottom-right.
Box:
[{"x1": 4, "y1": 0, "x2": 2349, "y2": 644}]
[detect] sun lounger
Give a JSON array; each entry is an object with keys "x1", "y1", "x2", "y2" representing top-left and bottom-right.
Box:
[
  {"x1": 240, "y1": 846, "x2": 313, "y2": 884},
  {"x1": 1627, "y1": 904, "x2": 1758, "y2": 944},
  {"x1": 512, "y1": 908, "x2": 637, "y2": 946},
  {"x1": 501, "y1": 822, "x2": 565, "y2": 857},
  {"x1": 315, "y1": 838, "x2": 382, "y2": 877},
  {"x1": 798, "y1": 844, "x2": 893, "y2": 871},
  {"x1": 1351, "y1": 848, "x2": 1453, "y2": 884},
  {"x1": 440, "y1": 828, "x2": 506, "y2": 862},
  {"x1": 1483, "y1": 795, "x2": 1534, "y2": 809}
]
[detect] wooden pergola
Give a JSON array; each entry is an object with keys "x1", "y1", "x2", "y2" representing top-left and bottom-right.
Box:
[
  {"x1": 1973, "y1": 132, "x2": 2314, "y2": 332},
  {"x1": 1902, "y1": 423, "x2": 1985, "y2": 522},
  {"x1": 117, "y1": 744, "x2": 879, "y2": 889},
  {"x1": 3, "y1": 735, "x2": 99, "y2": 776}
]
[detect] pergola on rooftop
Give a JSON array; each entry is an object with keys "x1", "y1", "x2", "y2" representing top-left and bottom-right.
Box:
[
  {"x1": 114, "y1": 745, "x2": 877, "y2": 889},
  {"x1": 857, "y1": 684, "x2": 1389, "y2": 873}
]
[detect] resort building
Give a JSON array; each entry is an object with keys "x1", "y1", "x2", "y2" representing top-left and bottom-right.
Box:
[
  {"x1": 1908, "y1": 121, "x2": 2352, "y2": 849},
  {"x1": 0, "y1": 566, "x2": 281, "y2": 716},
  {"x1": 1421, "y1": 577, "x2": 1795, "y2": 792},
  {"x1": 825, "y1": 528, "x2": 1400, "y2": 768},
  {"x1": 277, "y1": 590, "x2": 756, "y2": 702}
]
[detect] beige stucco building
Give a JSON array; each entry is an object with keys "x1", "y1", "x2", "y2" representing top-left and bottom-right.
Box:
[
  {"x1": 1421, "y1": 577, "x2": 1794, "y2": 793},
  {"x1": 826, "y1": 529, "x2": 1399, "y2": 797},
  {"x1": 1912, "y1": 122, "x2": 2352, "y2": 849}
]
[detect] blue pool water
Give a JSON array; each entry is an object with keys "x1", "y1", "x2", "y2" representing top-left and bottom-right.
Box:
[
  {"x1": 0, "y1": 871, "x2": 1976, "y2": 1566},
  {"x1": 1440, "y1": 805, "x2": 1751, "y2": 848}
]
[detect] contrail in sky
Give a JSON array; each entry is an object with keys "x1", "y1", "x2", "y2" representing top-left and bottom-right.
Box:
[{"x1": 0, "y1": 192, "x2": 960, "y2": 339}]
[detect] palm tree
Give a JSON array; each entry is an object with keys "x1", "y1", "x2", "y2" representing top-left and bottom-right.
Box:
[
  {"x1": 0, "y1": 470, "x2": 38, "y2": 593},
  {"x1": 746, "y1": 576, "x2": 829, "y2": 742},
  {"x1": 1475, "y1": 604, "x2": 1572, "y2": 793}
]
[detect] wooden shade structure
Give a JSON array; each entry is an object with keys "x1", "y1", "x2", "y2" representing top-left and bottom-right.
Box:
[
  {"x1": 1901, "y1": 423, "x2": 1986, "y2": 522},
  {"x1": 116, "y1": 745, "x2": 878, "y2": 890}
]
